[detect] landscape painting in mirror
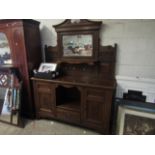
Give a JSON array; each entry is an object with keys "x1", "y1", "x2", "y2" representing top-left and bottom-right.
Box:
[{"x1": 62, "y1": 34, "x2": 93, "y2": 57}]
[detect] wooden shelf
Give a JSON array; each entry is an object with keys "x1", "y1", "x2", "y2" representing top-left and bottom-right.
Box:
[
  {"x1": 57, "y1": 59, "x2": 99, "y2": 65},
  {"x1": 56, "y1": 102, "x2": 81, "y2": 112}
]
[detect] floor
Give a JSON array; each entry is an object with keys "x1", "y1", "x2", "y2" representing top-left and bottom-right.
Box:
[{"x1": 0, "y1": 119, "x2": 99, "y2": 135}]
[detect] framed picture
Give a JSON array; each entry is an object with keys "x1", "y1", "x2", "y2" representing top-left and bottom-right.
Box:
[
  {"x1": 38, "y1": 63, "x2": 57, "y2": 73},
  {"x1": 116, "y1": 103, "x2": 155, "y2": 135},
  {"x1": 62, "y1": 34, "x2": 93, "y2": 57}
]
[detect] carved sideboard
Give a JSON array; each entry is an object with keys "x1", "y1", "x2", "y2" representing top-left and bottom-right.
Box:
[{"x1": 32, "y1": 19, "x2": 117, "y2": 133}]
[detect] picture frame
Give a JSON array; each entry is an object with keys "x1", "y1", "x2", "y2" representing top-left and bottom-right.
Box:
[
  {"x1": 62, "y1": 34, "x2": 93, "y2": 57},
  {"x1": 116, "y1": 102, "x2": 155, "y2": 135},
  {"x1": 38, "y1": 63, "x2": 57, "y2": 73}
]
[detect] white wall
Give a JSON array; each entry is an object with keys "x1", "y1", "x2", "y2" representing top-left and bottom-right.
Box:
[{"x1": 37, "y1": 19, "x2": 155, "y2": 102}]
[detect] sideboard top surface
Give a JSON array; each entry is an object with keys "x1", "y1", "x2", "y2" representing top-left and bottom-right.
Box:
[{"x1": 31, "y1": 76, "x2": 116, "y2": 90}]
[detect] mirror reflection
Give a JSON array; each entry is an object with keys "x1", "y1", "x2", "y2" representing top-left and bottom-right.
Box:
[
  {"x1": 0, "y1": 32, "x2": 12, "y2": 64},
  {"x1": 0, "y1": 87, "x2": 20, "y2": 125},
  {"x1": 0, "y1": 71, "x2": 21, "y2": 126},
  {"x1": 0, "y1": 87, "x2": 11, "y2": 122}
]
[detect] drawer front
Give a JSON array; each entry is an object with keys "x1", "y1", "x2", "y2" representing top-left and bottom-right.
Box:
[
  {"x1": 56, "y1": 108, "x2": 80, "y2": 124},
  {"x1": 37, "y1": 82, "x2": 55, "y2": 93},
  {"x1": 86, "y1": 88, "x2": 105, "y2": 102}
]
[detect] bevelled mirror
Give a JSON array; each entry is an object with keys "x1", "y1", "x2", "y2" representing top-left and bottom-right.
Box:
[
  {"x1": 0, "y1": 67, "x2": 22, "y2": 127},
  {"x1": 0, "y1": 32, "x2": 12, "y2": 65}
]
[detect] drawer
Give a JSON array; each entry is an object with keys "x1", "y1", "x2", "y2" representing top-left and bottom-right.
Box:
[
  {"x1": 87, "y1": 88, "x2": 105, "y2": 96},
  {"x1": 56, "y1": 108, "x2": 80, "y2": 124},
  {"x1": 37, "y1": 82, "x2": 55, "y2": 93}
]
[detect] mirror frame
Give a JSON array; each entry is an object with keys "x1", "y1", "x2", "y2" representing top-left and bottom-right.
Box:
[
  {"x1": 54, "y1": 19, "x2": 102, "y2": 62},
  {"x1": 0, "y1": 32, "x2": 13, "y2": 65}
]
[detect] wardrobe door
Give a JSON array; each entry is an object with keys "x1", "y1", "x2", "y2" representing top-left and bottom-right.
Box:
[
  {"x1": 11, "y1": 25, "x2": 33, "y2": 116},
  {"x1": 10, "y1": 20, "x2": 42, "y2": 118}
]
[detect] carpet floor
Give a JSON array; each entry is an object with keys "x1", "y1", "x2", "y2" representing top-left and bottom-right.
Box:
[{"x1": 0, "y1": 119, "x2": 99, "y2": 135}]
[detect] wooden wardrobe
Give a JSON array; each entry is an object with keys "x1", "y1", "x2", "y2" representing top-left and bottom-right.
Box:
[{"x1": 0, "y1": 19, "x2": 42, "y2": 118}]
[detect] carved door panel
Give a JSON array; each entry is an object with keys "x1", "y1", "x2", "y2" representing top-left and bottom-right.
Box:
[
  {"x1": 82, "y1": 88, "x2": 106, "y2": 130},
  {"x1": 35, "y1": 82, "x2": 55, "y2": 117}
]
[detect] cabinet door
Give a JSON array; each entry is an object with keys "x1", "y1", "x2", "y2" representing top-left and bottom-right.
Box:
[
  {"x1": 34, "y1": 82, "x2": 55, "y2": 117},
  {"x1": 82, "y1": 88, "x2": 108, "y2": 131}
]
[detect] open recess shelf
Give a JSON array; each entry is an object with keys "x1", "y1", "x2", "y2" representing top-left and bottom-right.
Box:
[{"x1": 56, "y1": 85, "x2": 81, "y2": 112}]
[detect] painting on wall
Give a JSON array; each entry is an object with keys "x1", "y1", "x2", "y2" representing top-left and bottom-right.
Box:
[
  {"x1": 62, "y1": 34, "x2": 93, "y2": 57},
  {"x1": 116, "y1": 105, "x2": 155, "y2": 135}
]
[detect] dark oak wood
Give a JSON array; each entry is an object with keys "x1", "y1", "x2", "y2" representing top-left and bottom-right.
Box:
[
  {"x1": 32, "y1": 77, "x2": 115, "y2": 133},
  {"x1": 32, "y1": 19, "x2": 117, "y2": 134},
  {"x1": 53, "y1": 19, "x2": 102, "y2": 62},
  {"x1": 0, "y1": 19, "x2": 42, "y2": 118},
  {"x1": 34, "y1": 81, "x2": 56, "y2": 118}
]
